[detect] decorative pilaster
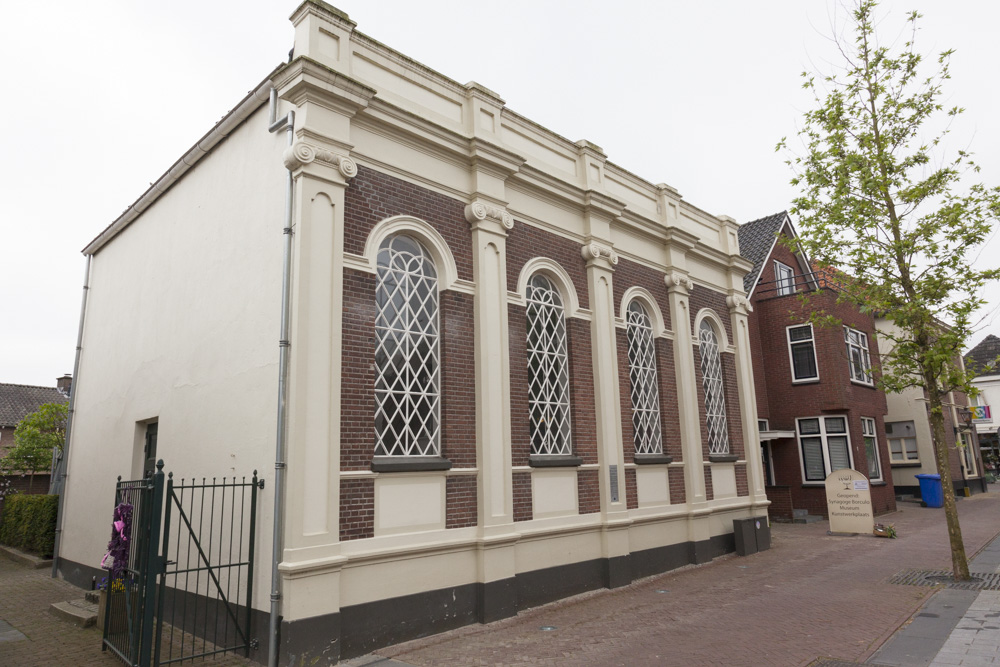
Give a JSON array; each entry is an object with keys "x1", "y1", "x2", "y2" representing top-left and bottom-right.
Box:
[
  {"x1": 727, "y1": 294, "x2": 769, "y2": 508},
  {"x1": 665, "y1": 271, "x2": 707, "y2": 507},
  {"x1": 465, "y1": 199, "x2": 520, "y2": 618},
  {"x1": 584, "y1": 239, "x2": 630, "y2": 586}
]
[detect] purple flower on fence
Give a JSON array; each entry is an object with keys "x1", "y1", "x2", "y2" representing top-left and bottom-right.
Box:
[{"x1": 100, "y1": 502, "x2": 133, "y2": 579}]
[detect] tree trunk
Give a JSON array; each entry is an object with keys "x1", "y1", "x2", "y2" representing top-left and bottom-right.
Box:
[{"x1": 924, "y1": 371, "x2": 971, "y2": 580}]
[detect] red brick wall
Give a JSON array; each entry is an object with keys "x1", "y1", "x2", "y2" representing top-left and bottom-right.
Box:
[
  {"x1": 513, "y1": 471, "x2": 532, "y2": 522},
  {"x1": 612, "y1": 258, "x2": 673, "y2": 331},
  {"x1": 340, "y1": 478, "x2": 374, "y2": 541},
  {"x1": 344, "y1": 165, "x2": 473, "y2": 282},
  {"x1": 577, "y1": 469, "x2": 600, "y2": 514},
  {"x1": 747, "y1": 235, "x2": 896, "y2": 516},
  {"x1": 506, "y1": 225, "x2": 588, "y2": 310},
  {"x1": 339, "y1": 167, "x2": 479, "y2": 540},
  {"x1": 669, "y1": 468, "x2": 686, "y2": 505}
]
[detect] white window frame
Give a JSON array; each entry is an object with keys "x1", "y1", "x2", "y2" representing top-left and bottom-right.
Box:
[
  {"x1": 525, "y1": 273, "x2": 573, "y2": 457},
  {"x1": 886, "y1": 420, "x2": 920, "y2": 464},
  {"x1": 373, "y1": 234, "x2": 442, "y2": 458},
  {"x1": 626, "y1": 301, "x2": 663, "y2": 455},
  {"x1": 959, "y1": 431, "x2": 978, "y2": 477},
  {"x1": 774, "y1": 260, "x2": 796, "y2": 296},
  {"x1": 861, "y1": 417, "x2": 882, "y2": 482},
  {"x1": 845, "y1": 326, "x2": 874, "y2": 386},
  {"x1": 797, "y1": 415, "x2": 853, "y2": 483},
  {"x1": 786, "y1": 324, "x2": 819, "y2": 383},
  {"x1": 698, "y1": 319, "x2": 730, "y2": 456}
]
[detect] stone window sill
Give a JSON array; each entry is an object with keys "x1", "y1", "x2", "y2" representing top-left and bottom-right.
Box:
[
  {"x1": 528, "y1": 455, "x2": 584, "y2": 468},
  {"x1": 634, "y1": 453, "x2": 674, "y2": 465},
  {"x1": 708, "y1": 454, "x2": 739, "y2": 463},
  {"x1": 371, "y1": 456, "x2": 452, "y2": 473}
]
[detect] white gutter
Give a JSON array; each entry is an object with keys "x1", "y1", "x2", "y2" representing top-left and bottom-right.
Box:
[{"x1": 82, "y1": 69, "x2": 283, "y2": 256}]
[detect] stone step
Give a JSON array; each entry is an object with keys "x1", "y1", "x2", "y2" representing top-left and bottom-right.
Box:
[
  {"x1": 49, "y1": 599, "x2": 98, "y2": 628},
  {"x1": 896, "y1": 494, "x2": 921, "y2": 504},
  {"x1": 792, "y1": 508, "x2": 810, "y2": 518},
  {"x1": 792, "y1": 514, "x2": 824, "y2": 524}
]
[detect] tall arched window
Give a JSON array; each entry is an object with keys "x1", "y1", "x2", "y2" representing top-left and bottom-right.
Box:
[
  {"x1": 374, "y1": 235, "x2": 441, "y2": 457},
  {"x1": 525, "y1": 274, "x2": 572, "y2": 456},
  {"x1": 626, "y1": 301, "x2": 663, "y2": 454},
  {"x1": 698, "y1": 319, "x2": 730, "y2": 455}
]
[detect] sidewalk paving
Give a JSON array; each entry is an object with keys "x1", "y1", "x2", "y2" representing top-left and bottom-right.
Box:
[{"x1": 2, "y1": 488, "x2": 999, "y2": 666}]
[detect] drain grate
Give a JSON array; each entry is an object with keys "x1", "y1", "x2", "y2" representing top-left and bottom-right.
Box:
[{"x1": 889, "y1": 569, "x2": 1000, "y2": 591}]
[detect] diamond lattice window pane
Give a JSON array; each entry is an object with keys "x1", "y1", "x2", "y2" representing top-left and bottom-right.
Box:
[
  {"x1": 526, "y1": 274, "x2": 572, "y2": 456},
  {"x1": 626, "y1": 301, "x2": 663, "y2": 455},
  {"x1": 374, "y1": 235, "x2": 441, "y2": 457},
  {"x1": 698, "y1": 320, "x2": 730, "y2": 455}
]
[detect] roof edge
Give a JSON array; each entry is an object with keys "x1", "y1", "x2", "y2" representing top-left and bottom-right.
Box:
[{"x1": 82, "y1": 67, "x2": 284, "y2": 256}]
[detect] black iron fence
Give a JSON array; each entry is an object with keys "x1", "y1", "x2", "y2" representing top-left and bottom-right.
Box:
[{"x1": 102, "y1": 461, "x2": 262, "y2": 667}]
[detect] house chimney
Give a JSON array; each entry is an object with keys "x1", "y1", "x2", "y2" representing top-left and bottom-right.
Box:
[{"x1": 57, "y1": 374, "x2": 72, "y2": 396}]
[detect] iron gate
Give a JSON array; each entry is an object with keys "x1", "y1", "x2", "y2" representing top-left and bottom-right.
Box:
[{"x1": 102, "y1": 460, "x2": 262, "y2": 666}]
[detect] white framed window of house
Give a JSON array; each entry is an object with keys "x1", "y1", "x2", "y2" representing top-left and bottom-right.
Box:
[
  {"x1": 861, "y1": 417, "x2": 882, "y2": 482},
  {"x1": 845, "y1": 326, "x2": 874, "y2": 385},
  {"x1": 775, "y1": 261, "x2": 796, "y2": 296},
  {"x1": 373, "y1": 234, "x2": 442, "y2": 458},
  {"x1": 525, "y1": 273, "x2": 573, "y2": 457},
  {"x1": 626, "y1": 300, "x2": 664, "y2": 456},
  {"x1": 886, "y1": 420, "x2": 919, "y2": 464},
  {"x1": 787, "y1": 324, "x2": 819, "y2": 383},
  {"x1": 797, "y1": 416, "x2": 853, "y2": 483},
  {"x1": 698, "y1": 319, "x2": 730, "y2": 456},
  {"x1": 960, "y1": 432, "x2": 978, "y2": 477},
  {"x1": 758, "y1": 419, "x2": 769, "y2": 433}
]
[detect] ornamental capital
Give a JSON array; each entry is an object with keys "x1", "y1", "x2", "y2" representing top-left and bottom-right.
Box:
[
  {"x1": 665, "y1": 272, "x2": 694, "y2": 293},
  {"x1": 283, "y1": 141, "x2": 358, "y2": 179},
  {"x1": 581, "y1": 241, "x2": 619, "y2": 266},
  {"x1": 464, "y1": 200, "x2": 514, "y2": 230},
  {"x1": 726, "y1": 294, "x2": 752, "y2": 314}
]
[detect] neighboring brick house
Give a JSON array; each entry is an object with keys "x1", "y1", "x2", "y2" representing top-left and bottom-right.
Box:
[
  {"x1": 881, "y1": 321, "x2": 988, "y2": 497},
  {"x1": 0, "y1": 377, "x2": 70, "y2": 495},
  {"x1": 965, "y1": 334, "x2": 1000, "y2": 476},
  {"x1": 738, "y1": 212, "x2": 896, "y2": 520},
  {"x1": 57, "y1": 3, "x2": 768, "y2": 664}
]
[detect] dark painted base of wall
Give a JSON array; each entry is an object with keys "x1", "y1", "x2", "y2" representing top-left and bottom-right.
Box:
[
  {"x1": 60, "y1": 532, "x2": 738, "y2": 666},
  {"x1": 284, "y1": 532, "x2": 736, "y2": 665}
]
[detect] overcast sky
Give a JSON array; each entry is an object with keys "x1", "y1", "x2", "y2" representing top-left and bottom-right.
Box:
[{"x1": 1, "y1": 0, "x2": 997, "y2": 387}]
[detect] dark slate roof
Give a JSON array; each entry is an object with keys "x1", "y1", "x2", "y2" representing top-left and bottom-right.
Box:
[
  {"x1": 964, "y1": 334, "x2": 1000, "y2": 378},
  {"x1": 0, "y1": 383, "x2": 68, "y2": 428},
  {"x1": 737, "y1": 211, "x2": 790, "y2": 294}
]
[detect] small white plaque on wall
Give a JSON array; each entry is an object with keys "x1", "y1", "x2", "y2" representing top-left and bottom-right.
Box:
[
  {"x1": 532, "y1": 469, "x2": 578, "y2": 519},
  {"x1": 374, "y1": 475, "x2": 446, "y2": 536}
]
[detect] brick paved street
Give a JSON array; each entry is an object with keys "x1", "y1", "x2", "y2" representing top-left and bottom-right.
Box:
[
  {"x1": 0, "y1": 554, "x2": 255, "y2": 666},
  {"x1": 2, "y1": 490, "x2": 999, "y2": 666},
  {"x1": 373, "y1": 491, "x2": 1000, "y2": 667}
]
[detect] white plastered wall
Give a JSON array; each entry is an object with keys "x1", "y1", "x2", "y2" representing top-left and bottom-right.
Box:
[{"x1": 60, "y1": 105, "x2": 287, "y2": 612}]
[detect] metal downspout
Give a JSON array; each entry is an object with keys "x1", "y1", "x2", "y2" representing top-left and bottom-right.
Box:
[
  {"x1": 268, "y1": 86, "x2": 294, "y2": 667},
  {"x1": 50, "y1": 255, "x2": 92, "y2": 578}
]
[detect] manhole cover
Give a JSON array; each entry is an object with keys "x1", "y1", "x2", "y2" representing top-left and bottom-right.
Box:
[{"x1": 889, "y1": 569, "x2": 1000, "y2": 591}]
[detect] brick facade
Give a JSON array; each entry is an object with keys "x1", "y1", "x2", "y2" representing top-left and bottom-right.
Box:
[
  {"x1": 339, "y1": 168, "x2": 479, "y2": 540},
  {"x1": 748, "y1": 230, "x2": 896, "y2": 517}
]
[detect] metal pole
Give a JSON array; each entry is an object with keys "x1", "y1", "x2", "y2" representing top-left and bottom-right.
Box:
[
  {"x1": 51, "y1": 254, "x2": 92, "y2": 578},
  {"x1": 267, "y1": 86, "x2": 295, "y2": 667}
]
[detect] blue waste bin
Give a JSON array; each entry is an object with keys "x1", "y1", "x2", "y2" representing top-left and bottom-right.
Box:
[{"x1": 915, "y1": 473, "x2": 944, "y2": 508}]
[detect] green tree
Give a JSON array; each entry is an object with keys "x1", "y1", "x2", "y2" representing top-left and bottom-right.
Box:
[
  {"x1": 1, "y1": 402, "x2": 68, "y2": 494},
  {"x1": 779, "y1": 1, "x2": 1000, "y2": 580}
]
